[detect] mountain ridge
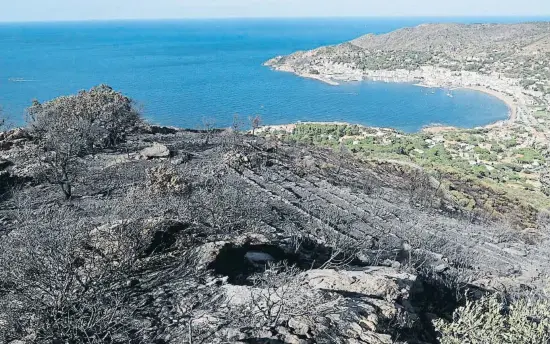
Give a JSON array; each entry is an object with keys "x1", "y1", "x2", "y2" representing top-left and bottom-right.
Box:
[{"x1": 349, "y1": 22, "x2": 550, "y2": 54}]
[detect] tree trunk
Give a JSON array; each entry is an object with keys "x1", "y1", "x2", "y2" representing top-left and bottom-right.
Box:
[
  {"x1": 60, "y1": 170, "x2": 72, "y2": 199},
  {"x1": 61, "y1": 181, "x2": 72, "y2": 199}
]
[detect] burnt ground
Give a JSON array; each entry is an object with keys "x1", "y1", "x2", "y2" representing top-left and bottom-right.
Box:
[
  {"x1": 2, "y1": 127, "x2": 549, "y2": 291},
  {"x1": 1, "y1": 128, "x2": 549, "y2": 343}
]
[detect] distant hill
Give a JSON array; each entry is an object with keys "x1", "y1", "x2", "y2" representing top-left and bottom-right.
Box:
[
  {"x1": 350, "y1": 23, "x2": 550, "y2": 54},
  {"x1": 265, "y1": 22, "x2": 550, "y2": 92}
]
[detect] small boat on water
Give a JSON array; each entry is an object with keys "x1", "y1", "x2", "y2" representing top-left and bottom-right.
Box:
[{"x1": 8, "y1": 77, "x2": 35, "y2": 82}]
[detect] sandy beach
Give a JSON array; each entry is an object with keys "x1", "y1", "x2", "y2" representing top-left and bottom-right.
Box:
[
  {"x1": 461, "y1": 85, "x2": 517, "y2": 122},
  {"x1": 421, "y1": 86, "x2": 518, "y2": 133}
]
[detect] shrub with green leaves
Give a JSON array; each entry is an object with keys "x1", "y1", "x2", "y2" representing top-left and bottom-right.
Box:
[
  {"x1": 503, "y1": 138, "x2": 518, "y2": 148},
  {"x1": 514, "y1": 148, "x2": 545, "y2": 164},
  {"x1": 434, "y1": 295, "x2": 550, "y2": 344}
]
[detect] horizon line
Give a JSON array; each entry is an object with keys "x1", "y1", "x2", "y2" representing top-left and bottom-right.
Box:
[{"x1": 2, "y1": 15, "x2": 550, "y2": 24}]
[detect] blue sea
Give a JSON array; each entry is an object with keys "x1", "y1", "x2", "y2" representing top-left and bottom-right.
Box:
[{"x1": 0, "y1": 17, "x2": 541, "y2": 132}]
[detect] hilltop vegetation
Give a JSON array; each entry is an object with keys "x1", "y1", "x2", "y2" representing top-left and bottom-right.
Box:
[{"x1": 350, "y1": 23, "x2": 550, "y2": 53}]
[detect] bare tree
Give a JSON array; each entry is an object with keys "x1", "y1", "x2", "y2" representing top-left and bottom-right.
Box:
[
  {"x1": 336, "y1": 142, "x2": 350, "y2": 174},
  {"x1": 0, "y1": 204, "x2": 139, "y2": 343},
  {"x1": 230, "y1": 262, "x2": 341, "y2": 340},
  {"x1": 228, "y1": 114, "x2": 245, "y2": 146},
  {"x1": 32, "y1": 124, "x2": 86, "y2": 199},
  {"x1": 0, "y1": 188, "x2": 196, "y2": 344},
  {"x1": 231, "y1": 114, "x2": 244, "y2": 132},
  {"x1": 249, "y1": 115, "x2": 262, "y2": 135},
  {"x1": 26, "y1": 85, "x2": 142, "y2": 198},
  {"x1": 201, "y1": 117, "x2": 217, "y2": 144},
  {"x1": 407, "y1": 168, "x2": 442, "y2": 209}
]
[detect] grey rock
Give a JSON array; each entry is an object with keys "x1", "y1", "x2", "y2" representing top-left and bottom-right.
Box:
[
  {"x1": 171, "y1": 152, "x2": 192, "y2": 165},
  {"x1": 303, "y1": 267, "x2": 416, "y2": 301},
  {"x1": 257, "y1": 329, "x2": 276, "y2": 339},
  {"x1": 288, "y1": 317, "x2": 311, "y2": 336},
  {"x1": 224, "y1": 328, "x2": 247, "y2": 341},
  {"x1": 434, "y1": 263, "x2": 449, "y2": 273},
  {"x1": 170, "y1": 157, "x2": 185, "y2": 165},
  {"x1": 356, "y1": 252, "x2": 371, "y2": 265},
  {"x1": 244, "y1": 251, "x2": 275, "y2": 264},
  {"x1": 503, "y1": 247, "x2": 528, "y2": 257},
  {"x1": 140, "y1": 143, "x2": 171, "y2": 159},
  {"x1": 0, "y1": 159, "x2": 13, "y2": 170},
  {"x1": 283, "y1": 333, "x2": 307, "y2": 344},
  {"x1": 6, "y1": 128, "x2": 28, "y2": 141},
  {"x1": 391, "y1": 261, "x2": 402, "y2": 269}
]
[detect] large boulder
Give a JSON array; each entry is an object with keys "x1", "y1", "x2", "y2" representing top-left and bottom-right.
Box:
[
  {"x1": 303, "y1": 267, "x2": 416, "y2": 302},
  {"x1": 140, "y1": 143, "x2": 171, "y2": 159}
]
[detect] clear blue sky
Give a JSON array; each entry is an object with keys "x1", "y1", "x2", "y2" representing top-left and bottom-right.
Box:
[{"x1": 1, "y1": 0, "x2": 549, "y2": 22}]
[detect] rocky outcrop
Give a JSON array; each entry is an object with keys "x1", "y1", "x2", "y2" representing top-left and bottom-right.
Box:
[
  {"x1": 0, "y1": 128, "x2": 30, "y2": 151},
  {"x1": 216, "y1": 267, "x2": 418, "y2": 344},
  {"x1": 175, "y1": 235, "x2": 423, "y2": 344}
]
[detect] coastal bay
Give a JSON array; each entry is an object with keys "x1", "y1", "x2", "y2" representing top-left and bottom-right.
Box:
[
  {"x1": 0, "y1": 18, "x2": 511, "y2": 132},
  {"x1": 264, "y1": 63, "x2": 521, "y2": 129}
]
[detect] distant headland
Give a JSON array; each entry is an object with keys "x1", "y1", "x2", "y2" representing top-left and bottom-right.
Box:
[{"x1": 264, "y1": 22, "x2": 550, "y2": 132}]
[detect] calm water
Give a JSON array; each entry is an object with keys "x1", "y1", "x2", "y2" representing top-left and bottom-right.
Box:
[{"x1": 0, "y1": 17, "x2": 538, "y2": 132}]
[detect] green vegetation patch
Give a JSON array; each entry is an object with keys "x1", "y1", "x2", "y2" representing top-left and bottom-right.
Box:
[
  {"x1": 514, "y1": 147, "x2": 545, "y2": 164},
  {"x1": 435, "y1": 295, "x2": 550, "y2": 344}
]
